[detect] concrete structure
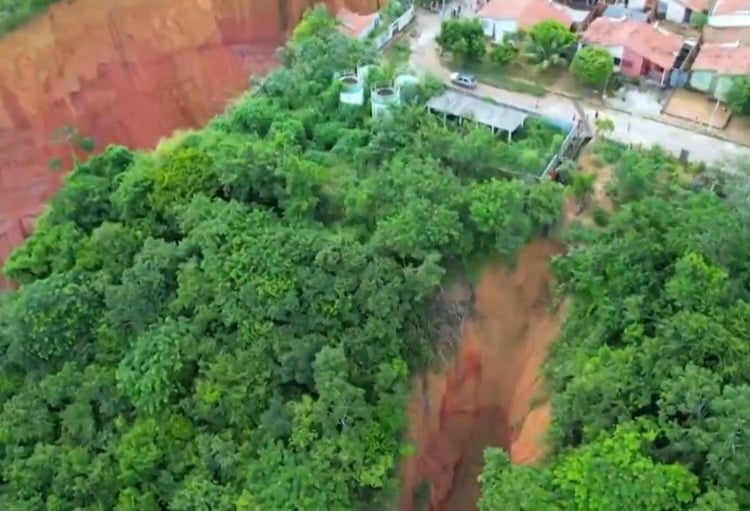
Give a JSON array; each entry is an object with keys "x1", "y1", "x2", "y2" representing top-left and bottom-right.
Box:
[
  {"x1": 690, "y1": 42, "x2": 750, "y2": 100},
  {"x1": 427, "y1": 88, "x2": 530, "y2": 139},
  {"x1": 371, "y1": 85, "x2": 400, "y2": 118},
  {"x1": 655, "y1": 0, "x2": 712, "y2": 24},
  {"x1": 338, "y1": 72, "x2": 365, "y2": 106},
  {"x1": 579, "y1": 17, "x2": 687, "y2": 86},
  {"x1": 373, "y1": 5, "x2": 416, "y2": 49},
  {"x1": 709, "y1": 0, "x2": 750, "y2": 27},
  {"x1": 337, "y1": 8, "x2": 380, "y2": 39},
  {"x1": 477, "y1": 0, "x2": 591, "y2": 42},
  {"x1": 426, "y1": 87, "x2": 589, "y2": 178}
]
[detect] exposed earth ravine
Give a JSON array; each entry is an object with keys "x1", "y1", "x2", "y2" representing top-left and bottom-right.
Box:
[
  {"x1": 400, "y1": 240, "x2": 564, "y2": 511},
  {"x1": 0, "y1": 0, "x2": 380, "y2": 286}
]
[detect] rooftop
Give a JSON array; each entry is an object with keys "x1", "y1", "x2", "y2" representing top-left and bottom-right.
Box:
[
  {"x1": 711, "y1": 0, "x2": 750, "y2": 15},
  {"x1": 673, "y1": 0, "x2": 713, "y2": 12},
  {"x1": 580, "y1": 17, "x2": 684, "y2": 69},
  {"x1": 336, "y1": 8, "x2": 378, "y2": 37},
  {"x1": 602, "y1": 5, "x2": 650, "y2": 22},
  {"x1": 477, "y1": 0, "x2": 580, "y2": 28},
  {"x1": 693, "y1": 42, "x2": 750, "y2": 74},
  {"x1": 703, "y1": 25, "x2": 750, "y2": 42},
  {"x1": 427, "y1": 89, "x2": 529, "y2": 133}
]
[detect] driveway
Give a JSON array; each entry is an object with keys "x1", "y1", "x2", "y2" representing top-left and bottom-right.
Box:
[{"x1": 406, "y1": 6, "x2": 750, "y2": 166}]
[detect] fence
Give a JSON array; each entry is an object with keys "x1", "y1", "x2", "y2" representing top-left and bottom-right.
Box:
[
  {"x1": 540, "y1": 119, "x2": 590, "y2": 179},
  {"x1": 373, "y1": 6, "x2": 415, "y2": 49}
]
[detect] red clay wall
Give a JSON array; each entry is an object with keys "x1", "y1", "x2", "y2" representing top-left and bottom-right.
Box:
[{"x1": 0, "y1": 0, "x2": 381, "y2": 286}]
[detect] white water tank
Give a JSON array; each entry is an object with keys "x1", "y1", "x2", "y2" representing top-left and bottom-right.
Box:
[
  {"x1": 371, "y1": 85, "x2": 400, "y2": 118},
  {"x1": 339, "y1": 73, "x2": 364, "y2": 106}
]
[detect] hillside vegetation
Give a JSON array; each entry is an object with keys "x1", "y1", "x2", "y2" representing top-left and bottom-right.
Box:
[
  {"x1": 3, "y1": 4, "x2": 747, "y2": 510},
  {"x1": 0, "y1": 8, "x2": 564, "y2": 511},
  {"x1": 0, "y1": 0, "x2": 61, "y2": 36},
  {"x1": 479, "y1": 145, "x2": 750, "y2": 511}
]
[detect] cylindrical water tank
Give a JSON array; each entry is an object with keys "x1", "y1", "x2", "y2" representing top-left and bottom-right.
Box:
[
  {"x1": 339, "y1": 73, "x2": 364, "y2": 106},
  {"x1": 371, "y1": 85, "x2": 399, "y2": 118}
]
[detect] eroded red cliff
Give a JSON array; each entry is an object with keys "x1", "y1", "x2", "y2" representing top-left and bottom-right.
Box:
[
  {"x1": 400, "y1": 240, "x2": 564, "y2": 511},
  {"x1": 0, "y1": 0, "x2": 381, "y2": 282}
]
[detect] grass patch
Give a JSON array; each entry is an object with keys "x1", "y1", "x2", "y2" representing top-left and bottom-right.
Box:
[{"x1": 443, "y1": 56, "x2": 547, "y2": 97}]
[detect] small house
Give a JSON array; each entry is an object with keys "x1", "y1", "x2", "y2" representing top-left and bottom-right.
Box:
[
  {"x1": 336, "y1": 8, "x2": 380, "y2": 39},
  {"x1": 653, "y1": 0, "x2": 712, "y2": 24},
  {"x1": 579, "y1": 16, "x2": 690, "y2": 86},
  {"x1": 477, "y1": 0, "x2": 592, "y2": 42},
  {"x1": 690, "y1": 42, "x2": 750, "y2": 99}
]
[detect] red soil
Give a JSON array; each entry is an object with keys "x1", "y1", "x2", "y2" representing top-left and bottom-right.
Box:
[
  {"x1": 400, "y1": 240, "x2": 564, "y2": 511},
  {"x1": 0, "y1": 0, "x2": 380, "y2": 287}
]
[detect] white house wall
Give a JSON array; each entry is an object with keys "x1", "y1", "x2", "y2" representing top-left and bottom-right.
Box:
[
  {"x1": 479, "y1": 18, "x2": 518, "y2": 43},
  {"x1": 627, "y1": 0, "x2": 649, "y2": 10},
  {"x1": 708, "y1": 14, "x2": 750, "y2": 27},
  {"x1": 359, "y1": 16, "x2": 380, "y2": 39},
  {"x1": 580, "y1": 43, "x2": 624, "y2": 71},
  {"x1": 664, "y1": 1, "x2": 687, "y2": 22}
]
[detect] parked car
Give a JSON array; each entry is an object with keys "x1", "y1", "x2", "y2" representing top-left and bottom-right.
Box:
[{"x1": 450, "y1": 72, "x2": 477, "y2": 89}]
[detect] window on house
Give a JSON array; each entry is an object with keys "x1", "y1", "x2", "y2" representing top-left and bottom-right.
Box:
[{"x1": 613, "y1": 57, "x2": 622, "y2": 65}]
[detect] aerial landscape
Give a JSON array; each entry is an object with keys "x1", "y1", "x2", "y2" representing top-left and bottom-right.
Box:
[{"x1": 2, "y1": 0, "x2": 750, "y2": 510}]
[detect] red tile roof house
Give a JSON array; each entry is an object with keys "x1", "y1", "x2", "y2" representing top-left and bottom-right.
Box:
[
  {"x1": 579, "y1": 16, "x2": 689, "y2": 86},
  {"x1": 708, "y1": 0, "x2": 750, "y2": 27},
  {"x1": 477, "y1": 0, "x2": 594, "y2": 43},
  {"x1": 689, "y1": 42, "x2": 750, "y2": 100},
  {"x1": 336, "y1": 8, "x2": 380, "y2": 39}
]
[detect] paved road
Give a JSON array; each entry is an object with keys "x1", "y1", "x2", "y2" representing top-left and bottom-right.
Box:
[{"x1": 407, "y1": 6, "x2": 750, "y2": 166}]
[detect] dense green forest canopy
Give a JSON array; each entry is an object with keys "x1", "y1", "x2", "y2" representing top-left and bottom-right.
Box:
[
  {"x1": 479, "y1": 144, "x2": 750, "y2": 511},
  {"x1": 0, "y1": 8, "x2": 565, "y2": 511}
]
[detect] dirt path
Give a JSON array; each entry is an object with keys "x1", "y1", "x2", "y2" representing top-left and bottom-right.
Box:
[{"x1": 399, "y1": 240, "x2": 564, "y2": 511}]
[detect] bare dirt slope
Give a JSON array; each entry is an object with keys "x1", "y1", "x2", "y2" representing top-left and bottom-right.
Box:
[
  {"x1": 400, "y1": 240, "x2": 564, "y2": 511},
  {"x1": 0, "y1": 0, "x2": 379, "y2": 286}
]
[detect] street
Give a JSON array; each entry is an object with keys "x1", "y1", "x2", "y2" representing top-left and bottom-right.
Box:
[{"x1": 406, "y1": 4, "x2": 750, "y2": 166}]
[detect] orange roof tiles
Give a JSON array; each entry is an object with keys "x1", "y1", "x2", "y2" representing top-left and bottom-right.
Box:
[
  {"x1": 581, "y1": 17, "x2": 684, "y2": 69},
  {"x1": 711, "y1": 0, "x2": 750, "y2": 15},
  {"x1": 336, "y1": 8, "x2": 378, "y2": 38},
  {"x1": 693, "y1": 42, "x2": 750, "y2": 74},
  {"x1": 477, "y1": 0, "x2": 574, "y2": 28}
]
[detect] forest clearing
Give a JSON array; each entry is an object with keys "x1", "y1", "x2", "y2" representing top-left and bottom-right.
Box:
[{"x1": 0, "y1": 7, "x2": 747, "y2": 511}]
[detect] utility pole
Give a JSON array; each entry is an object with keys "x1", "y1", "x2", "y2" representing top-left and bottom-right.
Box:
[{"x1": 707, "y1": 97, "x2": 720, "y2": 131}]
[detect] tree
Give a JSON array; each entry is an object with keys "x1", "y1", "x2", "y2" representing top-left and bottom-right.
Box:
[
  {"x1": 436, "y1": 18, "x2": 487, "y2": 62},
  {"x1": 690, "y1": 11, "x2": 709, "y2": 28},
  {"x1": 522, "y1": 20, "x2": 576, "y2": 70},
  {"x1": 479, "y1": 427, "x2": 700, "y2": 511},
  {"x1": 0, "y1": 8, "x2": 569, "y2": 511},
  {"x1": 726, "y1": 77, "x2": 750, "y2": 115},
  {"x1": 489, "y1": 41, "x2": 515, "y2": 65},
  {"x1": 570, "y1": 46, "x2": 614, "y2": 87},
  {"x1": 570, "y1": 171, "x2": 595, "y2": 211},
  {"x1": 594, "y1": 116, "x2": 615, "y2": 138}
]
